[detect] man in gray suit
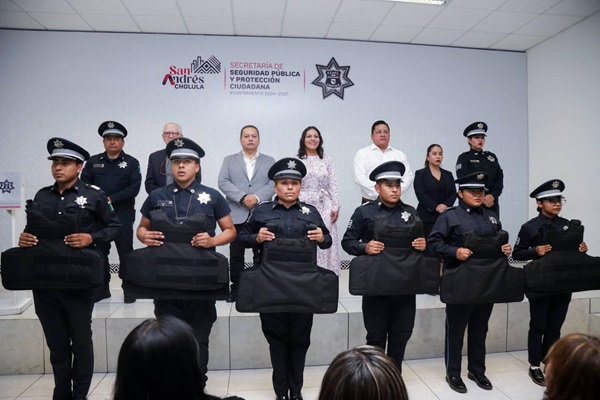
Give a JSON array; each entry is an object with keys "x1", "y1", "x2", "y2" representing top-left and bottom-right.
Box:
[{"x1": 218, "y1": 125, "x2": 276, "y2": 302}]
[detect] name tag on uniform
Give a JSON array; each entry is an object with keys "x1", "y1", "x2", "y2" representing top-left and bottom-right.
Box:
[
  {"x1": 157, "y1": 200, "x2": 173, "y2": 207},
  {"x1": 93, "y1": 163, "x2": 104, "y2": 168},
  {"x1": 469, "y1": 160, "x2": 480, "y2": 163}
]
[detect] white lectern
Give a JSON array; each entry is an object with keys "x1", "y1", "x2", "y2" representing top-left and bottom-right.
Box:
[{"x1": 0, "y1": 172, "x2": 33, "y2": 315}]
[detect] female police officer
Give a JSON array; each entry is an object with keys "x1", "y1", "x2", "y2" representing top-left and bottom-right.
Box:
[
  {"x1": 428, "y1": 172, "x2": 511, "y2": 394},
  {"x1": 238, "y1": 157, "x2": 332, "y2": 400}
]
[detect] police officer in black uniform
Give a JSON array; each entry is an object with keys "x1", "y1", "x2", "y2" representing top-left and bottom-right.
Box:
[
  {"x1": 81, "y1": 121, "x2": 141, "y2": 302},
  {"x1": 238, "y1": 157, "x2": 332, "y2": 400},
  {"x1": 428, "y1": 172, "x2": 512, "y2": 394},
  {"x1": 512, "y1": 179, "x2": 588, "y2": 387},
  {"x1": 455, "y1": 122, "x2": 504, "y2": 216},
  {"x1": 18, "y1": 138, "x2": 122, "y2": 400},
  {"x1": 136, "y1": 137, "x2": 236, "y2": 385},
  {"x1": 342, "y1": 161, "x2": 426, "y2": 372}
]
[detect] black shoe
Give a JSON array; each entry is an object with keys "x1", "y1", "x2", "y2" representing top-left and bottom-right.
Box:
[
  {"x1": 93, "y1": 286, "x2": 111, "y2": 302},
  {"x1": 468, "y1": 372, "x2": 493, "y2": 390},
  {"x1": 124, "y1": 296, "x2": 136, "y2": 304},
  {"x1": 529, "y1": 367, "x2": 546, "y2": 386},
  {"x1": 290, "y1": 393, "x2": 303, "y2": 400},
  {"x1": 446, "y1": 375, "x2": 467, "y2": 393},
  {"x1": 226, "y1": 285, "x2": 238, "y2": 303},
  {"x1": 275, "y1": 396, "x2": 289, "y2": 400}
]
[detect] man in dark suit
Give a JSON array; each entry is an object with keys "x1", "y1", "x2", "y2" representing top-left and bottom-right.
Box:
[
  {"x1": 144, "y1": 122, "x2": 200, "y2": 194},
  {"x1": 218, "y1": 125, "x2": 275, "y2": 302}
]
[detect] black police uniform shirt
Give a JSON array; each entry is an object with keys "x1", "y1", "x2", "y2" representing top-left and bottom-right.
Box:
[
  {"x1": 140, "y1": 181, "x2": 230, "y2": 238},
  {"x1": 512, "y1": 213, "x2": 571, "y2": 261},
  {"x1": 27, "y1": 179, "x2": 123, "y2": 243},
  {"x1": 237, "y1": 200, "x2": 332, "y2": 261},
  {"x1": 342, "y1": 200, "x2": 420, "y2": 256},
  {"x1": 455, "y1": 149, "x2": 504, "y2": 201},
  {"x1": 428, "y1": 201, "x2": 501, "y2": 268},
  {"x1": 81, "y1": 151, "x2": 141, "y2": 208}
]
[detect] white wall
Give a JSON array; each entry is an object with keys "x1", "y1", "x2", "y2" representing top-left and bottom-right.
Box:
[
  {"x1": 527, "y1": 11, "x2": 600, "y2": 253},
  {"x1": 0, "y1": 30, "x2": 528, "y2": 260}
]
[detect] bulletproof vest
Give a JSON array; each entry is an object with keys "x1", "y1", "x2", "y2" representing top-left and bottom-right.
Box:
[
  {"x1": 525, "y1": 220, "x2": 600, "y2": 296},
  {"x1": 120, "y1": 210, "x2": 229, "y2": 300},
  {"x1": 236, "y1": 221, "x2": 339, "y2": 314},
  {"x1": 440, "y1": 230, "x2": 525, "y2": 304},
  {"x1": 349, "y1": 217, "x2": 439, "y2": 296},
  {"x1": 1, "y1": 201, "x2": 104, "y2": 290}
]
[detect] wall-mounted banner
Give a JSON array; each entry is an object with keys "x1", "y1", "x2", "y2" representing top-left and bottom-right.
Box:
[
  {"x1": 311, "y1": 57, "x2": 354, "y2": 100},
  {"x1": 0, "y1": 172, "x2": 21, "y2": 209}
]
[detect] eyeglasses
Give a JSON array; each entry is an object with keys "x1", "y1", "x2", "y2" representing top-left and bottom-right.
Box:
[
  {"x1": 163, "y1": 131, "x2": 181, "y2": 137},
  {"x1": 543, "y1": 197, "x2": 567, "y2": 205}
]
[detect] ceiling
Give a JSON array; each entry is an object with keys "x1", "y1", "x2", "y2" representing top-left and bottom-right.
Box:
[{"x1": 1, "y1": 0, "x2": 599, "y2": 52}]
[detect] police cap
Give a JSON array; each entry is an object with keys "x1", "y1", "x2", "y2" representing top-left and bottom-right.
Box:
[
  {"x1": 98, "y1": 121, "x2": 127, "y2": 138},
  {"x1": 530, "y1": 179, "x2": 565, "y2": 200},
  {"x1": 463, "y1": 121, "x2": 488, "y2": 137},
  {"x1": 166, "y1": 137, "x2": 205, "y2": 160},
  {"x1": 455, "y1": 171, "x2": 488, "y2": 190},
  {"x1": 268, "y1": 157, "x2": 306, "y2": 181},
  {"x1": 46, "y1": 137, "x2": 90, "y2": 162},
  {"x1": 369, "y1": 161, "x2": 405, "y2": 182}
]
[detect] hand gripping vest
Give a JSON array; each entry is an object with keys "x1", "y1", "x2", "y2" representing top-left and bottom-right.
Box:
[
  {"x1": 349, "y1": 218, "x2": 439, "y2": 296},
  {"x1": 119, "y1": 210, "x2": 229, "y2": 300},
  {"x1": 524, "y1": 220, "x2": 600, "y2": 296},
  {"x1": 236, "y1": 222, "x2": 339, "y2": 314},
  {"x1": 440, "y1": 230, "x2": 525, "y2": 304},
  {"x1": 1, "y1": 201, "x2": 105, "y2": 290}
]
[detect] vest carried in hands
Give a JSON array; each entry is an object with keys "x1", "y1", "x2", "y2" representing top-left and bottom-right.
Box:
[
  {"x1": 349, "y1": 218, "x2": 439, "y2": 296},
  {"x1": 120, "y1": 210, "x2": 229, "y2": 300},
  {"x1": 524, "y1": 220, "x2": 600, "y2": 296},
  {"x1": 1, "y1": 201, "x2": 104, "y2": 290},
  {"x1": 236, "y1": 221, "x2": 338, "y2": 314},
  {"x1": 440, "y1": 230, "x2": 525, "y2": 304}
]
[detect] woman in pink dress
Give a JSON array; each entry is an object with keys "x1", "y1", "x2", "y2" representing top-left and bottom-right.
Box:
[{"x1": 297, "y1": 126, "x2": 341, "y2": 275}]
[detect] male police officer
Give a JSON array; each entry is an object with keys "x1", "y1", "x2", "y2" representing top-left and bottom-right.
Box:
[
  {"x1": 82, "y1": 120, "x2": 141, "y2": 302},
  {"x1": 342, "y1": 161, "x2": 426, "y2": 372},
  {"x1": 455, "y1": 122, "x2": 504, "y2": 216},
  {"x1": 137, "y1": 137, "x2": 235, "y2": 384},
  {"x1": 18, "y1": 138, "x2": 122, "y2": 400}
]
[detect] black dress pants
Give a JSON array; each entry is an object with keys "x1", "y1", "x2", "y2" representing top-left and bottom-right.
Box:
[
  {"x1": 260, "y1": 312, "x2": 314, "y2": 397},
  {"x1": 445, "y1": 303, "x2": 494, "y2": 377},
  {"x1": 34, "y1": 289, "x2": 95, "y2": 400},
  {"x1": 154, "y1": 299, "x2": 217, "y2": 381},
  {"x1": 528, "y1": 293, "x2": 571, "y2": 366},
  {"x1": 362, "y1": 294, "x2": 416, "y2": 371}
]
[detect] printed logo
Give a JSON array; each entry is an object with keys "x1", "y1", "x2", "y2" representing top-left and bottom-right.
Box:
[
  {"x1": 162, "y1": 56, "x2": 222, "y2": 90},
  {"x1": 312, "y1": 57, "x2": 354, "y2": 100},
  {"x1": 0, "y1": 179, "x2": 15, "y2": 193}
]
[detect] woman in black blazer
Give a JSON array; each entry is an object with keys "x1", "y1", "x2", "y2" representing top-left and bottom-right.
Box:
[{"x1": 414, "y1": 144, "x2": 457, "y2": 237}]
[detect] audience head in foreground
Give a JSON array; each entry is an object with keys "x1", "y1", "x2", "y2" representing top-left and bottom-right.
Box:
[
  {"x1": 544, "y1": 333, "x2": 600, "y2": 400},
  {"x1": 318, "y1": 345, "x2": 409, "y2": 400},
  {"x1": 113, "y1": 316, "x2": 243, "y2": 400}
]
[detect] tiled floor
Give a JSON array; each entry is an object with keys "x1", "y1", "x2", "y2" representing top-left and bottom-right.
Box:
[{"x1": 0, "y1": 351, "x2": 545, "y2": 400}]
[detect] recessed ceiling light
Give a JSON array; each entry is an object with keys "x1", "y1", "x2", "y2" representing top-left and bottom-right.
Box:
[{"x1": 382, "y1": 0, "x2": 448, "y2": 5}]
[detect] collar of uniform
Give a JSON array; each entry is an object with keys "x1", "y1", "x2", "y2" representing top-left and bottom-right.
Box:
[
  {"x1": 101, "y1": 151, "x2": 125, "y2": 161},
  {"x1": 50, "y1": 179, "x2": 82, "y2": 193},
  {"x1": 272, "y1": 200, "x2": 301, "y2": 210},
  {"x1": 171, "y1": 180, "x2": 201, "y2": 194},
  {"x1": 538, "y1": 212, "x2": 558, "y2": 223},
  {"x1": 369, "y1": 143, "x2": 394, "y2": 152},
  {"x1": 459, "y1": 200, "x2": 481, "y2": 213},
  {"x1": 469, "y1": 148, "x2": 483, "y2": 156},
  {"x1": 376, "y1": 198, "x2": 404, "y2": 211}
]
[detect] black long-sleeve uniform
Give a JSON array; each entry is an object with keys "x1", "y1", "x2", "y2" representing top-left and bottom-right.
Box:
[
  {"x1": 238, "y1": 199, "x2": 331, "y2": 398},
  {"x1": 455, "y1": 149, "x2": 503, "y2": 216},
  {"x1": 512, "y1": 213, "x2": 573, "y2": 367}
]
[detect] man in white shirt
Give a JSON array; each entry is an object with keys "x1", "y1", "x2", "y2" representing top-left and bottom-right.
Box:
[
  {"x1": 218, "y1": 125, "x2": 276, "y2": 302},
  {"x1": 353, "y1": 120, "x2": 414, "y2": 203}
]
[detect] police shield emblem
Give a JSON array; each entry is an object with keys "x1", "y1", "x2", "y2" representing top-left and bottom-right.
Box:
[{"x1": 326, "y1": 70, "x2": 341, "y2": 88}]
